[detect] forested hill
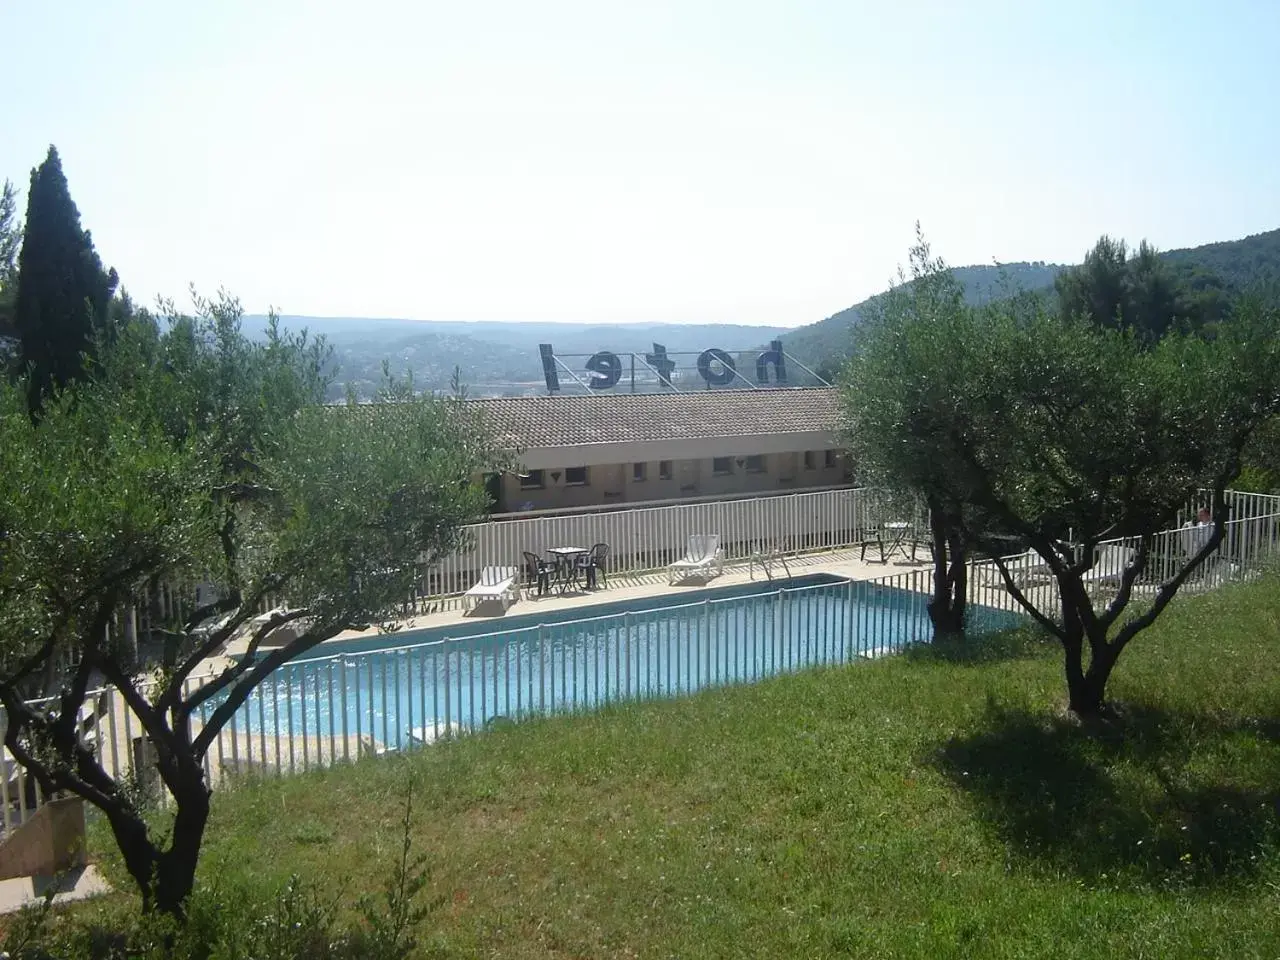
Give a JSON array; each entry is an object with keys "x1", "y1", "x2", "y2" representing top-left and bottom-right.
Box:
[
  {"x1": 780, "y1": 227, "x2": 1280, "y2": 371},
  {"x1": 779, "y1": 262, "x2": 1066, "y2": 373},
  {"x1": 1161, "y1": 227, "x2": 1280, "y2": 292}
]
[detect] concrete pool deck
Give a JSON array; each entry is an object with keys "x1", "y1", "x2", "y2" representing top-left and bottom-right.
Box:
[{"x1": 218, "y1": 547, "x2": 937, "y2": 664}]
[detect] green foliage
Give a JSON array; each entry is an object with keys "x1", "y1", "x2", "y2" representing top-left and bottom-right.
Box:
[
  {"x1": 3, "y1": 785, "x2": 439, "y2": 959},
  {"x1": 1162, "y1": 226, "x2": 1280, "y2": 295},
  {"x1": 0, "y1": 177, "x2": 20, "y2": 339},
  {"x1": 781, "y1": 261, "x2": 1063, "y2": 370},
  {"x1": 1054, "y1": 236, "x2": 1218, "y2": 343},
  {"x1": 0, "y1": 293, "x2": 503, "y2": 914},
  {"x1": 12, "y1": 146, "x2": 119, "y2": 409},
  {"x1": 842, "y1": 230, "x2": 1280, "y2": 710},
  {"x1": 842, "y1": 227, "x2": 970, "y2": 499},
  {"x1": 355, "y1": 776, "x2": 443, "y2": 960},
  {"x1": 785, "y1": 227, "x2": 1280, "y2": 373}
]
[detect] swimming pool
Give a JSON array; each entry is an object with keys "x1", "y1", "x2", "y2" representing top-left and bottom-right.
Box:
[{"x1": 206, "y1": 573, "x2": 1023, "y2": 768}]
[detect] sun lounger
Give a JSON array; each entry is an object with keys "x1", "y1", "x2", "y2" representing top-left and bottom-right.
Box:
[
  {"x1": 406, "y1": 721, "x2": 463, "y2": 746},
  {"x1": 463, "y1": 566, "x2": 520, "y2": 610},
  {"x1": 1083, "y1": 544, "x2": 1136, "y2": 590},
  {"x1": 667, "y1": 534, "x2": 724, "y2": 585},
  {"x1": 1011, "y1": 549, "x2": 1054, "y2": 588}
]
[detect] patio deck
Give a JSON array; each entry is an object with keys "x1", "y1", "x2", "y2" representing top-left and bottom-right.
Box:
[{"x1": 220, "y1": 546, "x2": 936, "y2": 661}]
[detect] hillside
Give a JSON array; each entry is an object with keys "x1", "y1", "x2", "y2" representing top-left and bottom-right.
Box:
[
  {"x1": 780, "y1": 262, "x2": 1065, "y2": 374},
  {"x1": 244, "y1": 317, "x2": 790, "y2": 398},
  {"x1": 250, "y1": 227, "x2": 1280, "y2": 395},
  {"x1": 779, "y1": 227, "x2": 1280, "y2": 371}
]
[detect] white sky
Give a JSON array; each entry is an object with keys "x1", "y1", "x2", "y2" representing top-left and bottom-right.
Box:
[{"x1": 4, "y1": 0, "x2": 1279, "y2": 326}]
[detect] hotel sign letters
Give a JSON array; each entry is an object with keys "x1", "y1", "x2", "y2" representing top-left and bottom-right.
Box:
[{"x1": 539, "y1": 340, "x2": 787, "y2": 392}]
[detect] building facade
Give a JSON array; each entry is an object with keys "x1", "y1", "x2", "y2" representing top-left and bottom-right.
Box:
[{"x1": 471, "y1": 387, "x2": 848, "y2": 513}]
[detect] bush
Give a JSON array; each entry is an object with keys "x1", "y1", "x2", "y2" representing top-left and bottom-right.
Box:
[{"x1": 3, "y1": 780, "x2": 437, "y2": 960}]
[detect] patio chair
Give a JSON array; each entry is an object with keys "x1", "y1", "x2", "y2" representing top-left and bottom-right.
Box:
[
  {"x1": 522, "y1": 551, "x2": 554, "y2": 599},
  {"x1": 667, "y1": 534, "x2": 724, "y2": 585},
  {"x1": 462, "y1": 565, "x2": 520, "y2": 611},
  {"x1": 749, "y1": 538, "x2": 791, "y2": 581},
  {"x1": 576, "y1": 542, "x2": 610, "y2": 589}
]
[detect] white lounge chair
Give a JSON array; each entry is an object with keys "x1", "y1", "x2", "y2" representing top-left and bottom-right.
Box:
[
  {"x1": 1082, "y1": 544, "x2": 1136, "y2": 590},
  {"x1": 1009, "y1": 549, "x2": 1053, "y2": 588},
  {"x1": 462, "y1": 566, "x2": 520, "y2": 611},
  {"x1": 667, "y1": 534, "x2": 724, "y2": 585},
  {"x1": 406, "y1": 721, "x2": 463, "y2": 746}
]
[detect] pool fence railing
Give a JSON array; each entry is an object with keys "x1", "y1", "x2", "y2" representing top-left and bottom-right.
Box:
[{"x1": 2, "y1": 489, "x2": 1279, "y2": 831}]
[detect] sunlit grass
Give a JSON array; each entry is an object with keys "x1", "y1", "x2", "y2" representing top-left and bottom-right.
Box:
[{"x1": 84, "y1": 575, "x2": 1280, "y2": 959}]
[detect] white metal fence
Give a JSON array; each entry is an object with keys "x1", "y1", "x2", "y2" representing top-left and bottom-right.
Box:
[
  {"x1": 3, "y1": 490, "x2": 1279, "y2": 836},
  {"x1": 416, "y1": 487, "x2": 902, "y2": 608}
]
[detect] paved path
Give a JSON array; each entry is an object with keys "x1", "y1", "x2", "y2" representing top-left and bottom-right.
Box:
[{"x1": 0, "y1": 864, "x2": 111, "y2": 915}]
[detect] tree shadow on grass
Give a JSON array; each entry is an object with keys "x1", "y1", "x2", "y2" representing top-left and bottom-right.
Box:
[
  {"x1": 905, "y1": 625, "x2": 1054, "y2": 667},
  {"x1": 932, "y1": 699, "x2": 1280, "y2": 888}
]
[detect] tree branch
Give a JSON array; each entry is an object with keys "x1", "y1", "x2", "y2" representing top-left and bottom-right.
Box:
[
  {"x1": 1096, "y1": 536, "x2": 1150, "y2": 630},
  {"x1": 181, "y1": 588, "x2": 242, "y2": 635},
  {"x1": 178, "y1": 607, "x2": 313, "y2": 719},
  {"x1": 988, "y1": 553, "x2": 1067, "y2": 641},
  {"x1": 94, "y1": 657, "x2": 193, "y2": 800},
  {"x1": 190, "y1": 622, "x2": 340, "y2": 759},
  {"x1": 161, "y1": 572, "x2": 294, "y2": 712},
  {"x1": 0, "y1": 688, "x2": 130, "y2": 814},
  {"x1": 1109, "y1": 488, "x2": 1229, "y2": 654}
]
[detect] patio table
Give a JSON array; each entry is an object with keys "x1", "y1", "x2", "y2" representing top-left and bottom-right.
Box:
[
  {"x1": 546, "y1": 546, "x2": 590, "y2": 594},
  {"x1": 860, "y1": 521, "x2": 920, "y2": 564}
]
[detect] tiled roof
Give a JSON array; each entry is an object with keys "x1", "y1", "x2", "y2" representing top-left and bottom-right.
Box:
[{"x1": 468, "y1": 387, "x2": 841, "y2": 449}]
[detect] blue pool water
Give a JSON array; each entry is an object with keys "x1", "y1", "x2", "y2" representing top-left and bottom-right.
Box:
[{"x1": 209, "y1": 574, "x2": 1023, "y2": 760}]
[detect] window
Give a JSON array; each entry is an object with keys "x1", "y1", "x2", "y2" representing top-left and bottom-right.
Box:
[
  {"x1": 632, "y1": 462, "x2": 647, "y2": 482},
  {"x1": 518, "y1": 469, "x2": 545, "y2": 490},
  {"x1": 712, "y1": 457, "x2": 733, "y2": 475},
  {"x1": 745, "y1": 454, "x2": 766, "y2": 473},
  {"x1": 658, "y1": 460, "x2": 673, "y2": 480},
  {"x1": 802, "y1": 451, "x2": 816, "y2": 471},
  {"x1": 824, "y1": 450, "x2": 838, "y2": 469},
  {"x1": 565, "y1": 466, "x2": 588, "y2": 486}
]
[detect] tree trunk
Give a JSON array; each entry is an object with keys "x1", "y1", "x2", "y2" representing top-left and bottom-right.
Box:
[
  {"x1": 100, "y1": 769, "x2": 211, "y2": 917},
  {"x1": 948, "y1": 530, "x2": 967, "y2": 629},
  {"x1": 1062, "y1": 618, "x2": 1118, "y2": 718},
  {"x1": 926, "y1": 504, "x2": 965, "y2": 640},
  {"x1": 101, "y1": 802, "x2": 161, "y2": 910},
  {"x1": 152, "y1": 785, "x2": 211, "y2": 917}
]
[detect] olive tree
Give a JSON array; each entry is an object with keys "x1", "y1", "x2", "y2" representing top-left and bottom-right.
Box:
[
  {"x1": 842, "y1": 229, "x2": 973, "y2": 639},
  {"x1": 0, "y1": 296, "x2": 502, "y2": 916},
  {"x1": 846, "y1": 269, "x2": 1280, "y2": 715}
]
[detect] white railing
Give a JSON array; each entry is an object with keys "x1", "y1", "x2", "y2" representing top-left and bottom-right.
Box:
[
  {"x1": 3, "y1": 491, "x2": 1278, "y2": 833},
  {"x1": 964, "y1": 507, "x2": 1280, "y2": 618},
  {"x1": 1, "y1": 571, "x2": 942, "y2": 829},
  {"x1": 416, "y1": 487, "x2": 899, "y2": 608}
]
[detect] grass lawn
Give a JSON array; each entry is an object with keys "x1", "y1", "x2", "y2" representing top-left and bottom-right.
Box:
[{"x1": 86, "y1": 576, "x2": 1280, "y2": 959}]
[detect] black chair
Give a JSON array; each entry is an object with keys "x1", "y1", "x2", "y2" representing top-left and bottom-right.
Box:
[
  {"x1": 576, "y1": 542, "x2": 610, "y2": 589},
  {"x1": 522, "y1": 551, "x2": 553, "y2": 598}
]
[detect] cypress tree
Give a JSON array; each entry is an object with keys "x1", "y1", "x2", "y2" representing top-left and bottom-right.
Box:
[{"x1": 13, "y1": 145, "x2": 117, "y2": 409}]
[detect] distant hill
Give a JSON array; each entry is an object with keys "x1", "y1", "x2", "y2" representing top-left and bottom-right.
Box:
[
  {"x1": 779, "y1": 262, "x2": 1066, "y2": 373},
  {"x1": 250, "y1": 227, "x2": 1280, "y2": 396},
  {"x1": 778, "y1": 228, "x2": 1280, "y2": 371},
  {"x1": 1161, "y1": 228, "x2": 1280, "y2": 292},
  {"x1": 242, "y1": 316, "x2": 790, "y2": 398}
]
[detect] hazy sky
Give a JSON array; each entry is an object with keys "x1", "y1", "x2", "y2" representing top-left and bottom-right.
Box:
[{"x1": 4, "y1": 1, "x2": 1278, "y2": 327}]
